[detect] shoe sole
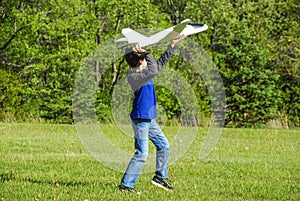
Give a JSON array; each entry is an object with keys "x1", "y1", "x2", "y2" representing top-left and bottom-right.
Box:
[
  {"x1": 119, "y1": 189, "x2": 141, "y2": 194},
  {"x1": 151, "y1": 180, "x2": 174, "y2": 192},
  {"x1": 118, "y1": 186, "x2": 141, "y2": 194}
]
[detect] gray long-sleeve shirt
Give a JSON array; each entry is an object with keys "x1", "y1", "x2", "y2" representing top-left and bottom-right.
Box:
[
  {"x1": 126, "y1": 45, "x2": 177, "y2": 120},
  {"x1": 126, "y1": 45, "x2": 176, "y2": 93}
]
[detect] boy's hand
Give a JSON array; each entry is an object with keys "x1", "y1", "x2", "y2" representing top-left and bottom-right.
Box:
[
  {"x1": 171, "y1": 34, "x2": 186, "y2": 48},
  {"x1": 133, "y1": 44, "x2": 147, "y2": 54}
]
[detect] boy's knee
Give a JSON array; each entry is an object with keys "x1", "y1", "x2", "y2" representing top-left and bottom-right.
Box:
[
  {"x1": 157, "y1": 140, "x2": 170, "y2": 151},
  {"x1": 135, "y1": 153, "x2": 148, "y2": 163},
  {"x1": 157, "y1": 146, "x2": 170, "y2": 153}
]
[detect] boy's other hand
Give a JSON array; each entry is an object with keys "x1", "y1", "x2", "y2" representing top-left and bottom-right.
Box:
[{"x1": 171, "y1": 34, "x2": 186, "y2": 48}]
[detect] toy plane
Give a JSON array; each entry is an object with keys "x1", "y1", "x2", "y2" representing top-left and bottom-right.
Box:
[{"x1": 116, "y1": 19, "x2": 208, "y2": 48}]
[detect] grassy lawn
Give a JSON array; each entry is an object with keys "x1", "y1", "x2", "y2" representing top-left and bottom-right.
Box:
[{"x1": 0, "y1": 123, "x2": 299, "y2": 200}]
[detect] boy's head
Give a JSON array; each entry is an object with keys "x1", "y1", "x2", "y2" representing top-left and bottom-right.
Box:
[{"x1": 124, "y1": 48, "x2": 147, "y2": 68}]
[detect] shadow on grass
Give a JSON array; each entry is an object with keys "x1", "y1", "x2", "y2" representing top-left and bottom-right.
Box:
[
  {"x1": 0, "y1": 172, "x2": 115, "y2": 188},
  {"x1": 0, "y1": 172, "x2": 15, "y2": 182}
]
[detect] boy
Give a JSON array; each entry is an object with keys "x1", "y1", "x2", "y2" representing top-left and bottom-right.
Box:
[{"x1": 119, "y1": 35, "x2": 185, "y2": 192}]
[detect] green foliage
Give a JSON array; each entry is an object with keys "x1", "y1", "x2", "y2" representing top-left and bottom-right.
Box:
[
  {"x1": 0, "y1": 0, "x2": 299, "y2": 127},
  {"x1": 0, "y1": 70, "x2": 21, "y2": 121},
  {"x1": 1, "y1": 0, "x2": 96, "y2": 123},
  {"x1": 185, "y1": 0, "x2": 299, "y2": 127}
]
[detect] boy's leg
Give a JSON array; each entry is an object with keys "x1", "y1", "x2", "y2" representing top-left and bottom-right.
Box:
[
  {"x1": 148, "y1": 120, "x2": 170, "y2": 179},
  {"x1": 120, "y1": 121, "x2": 150, "y2": 188}
]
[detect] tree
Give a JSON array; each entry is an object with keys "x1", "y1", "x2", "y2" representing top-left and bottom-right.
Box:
[
  {"x1": 185, "y1": 0, "x2": 287, "y2": 126},
  {"x1": 0, "y1": 0, "x2": 299, "y2": 127},
  {"x1": 0, "y1": 0, "x2": 96, "y2": 122}
]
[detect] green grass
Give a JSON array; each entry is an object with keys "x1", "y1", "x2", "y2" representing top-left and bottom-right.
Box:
[{"x1": 0, "y1": 123, "x2": 299, "y2": 201}]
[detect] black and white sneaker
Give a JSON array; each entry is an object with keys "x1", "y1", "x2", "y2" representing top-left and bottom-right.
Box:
[
  {"x1": 118, "y1": 185, "x2": 139, "y2": 193},
  {"x1": 151, "y1": 175, "x2": 174, "y2": 191}
]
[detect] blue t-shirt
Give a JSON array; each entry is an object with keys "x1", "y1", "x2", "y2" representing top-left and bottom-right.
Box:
[{"x1": 130, "y1": 79, "x2": 157, "y2": 120}]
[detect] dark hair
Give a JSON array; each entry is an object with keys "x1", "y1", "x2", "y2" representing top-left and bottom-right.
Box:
[
  {"x1": 124, "y1": 48, "x2": 147, "y2": 68},
  {"x1": 125, "y1": 51, "x2": 141, "y2": 67}
]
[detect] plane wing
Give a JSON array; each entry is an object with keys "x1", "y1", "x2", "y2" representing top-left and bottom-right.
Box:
[
  {"x1": 116, "y1": 19, "x2": 208, "y2": 48},
  {"x1": 118, "y1": 19, "x2": 190, "y2": 47}
]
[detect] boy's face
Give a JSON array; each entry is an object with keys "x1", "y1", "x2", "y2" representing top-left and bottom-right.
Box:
[{"x1": 141, "y1": 58, "x2": 147, "y2": 68}]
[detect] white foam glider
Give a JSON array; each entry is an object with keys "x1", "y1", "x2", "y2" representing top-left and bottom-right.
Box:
[{"x1": 116, "y1": 19, "x2": 208, "y2": 47}]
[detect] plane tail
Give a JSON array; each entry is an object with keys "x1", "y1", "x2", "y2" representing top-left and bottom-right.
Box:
[{"x1": 122, "y1": 28, "x2": 147, "y2": 44}]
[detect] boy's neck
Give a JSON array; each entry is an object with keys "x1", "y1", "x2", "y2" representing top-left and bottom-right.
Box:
[{"x1": 132, "y1": 65, "x2": 146, "y2": 72}]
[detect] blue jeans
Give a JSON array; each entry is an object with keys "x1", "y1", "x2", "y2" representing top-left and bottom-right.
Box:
[{"x1": 121, "y1": 119, "x2": 170, "y2": 188}]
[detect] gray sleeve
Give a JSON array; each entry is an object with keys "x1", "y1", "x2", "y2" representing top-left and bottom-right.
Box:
[
  {"x1": 156, "y1": 45, "x2": 177, "y2": 71},
  {"x1": 127, "y1": 45, "x2": 176, "y2": 92}
]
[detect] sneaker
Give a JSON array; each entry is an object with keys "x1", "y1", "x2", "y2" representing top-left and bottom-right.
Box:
[
  {"x1": 151, "y1": 175, "x2": 174, "y2": 191},
  {"x1": 118, "y1": 185, "x2": 139, "y2": 193}
]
